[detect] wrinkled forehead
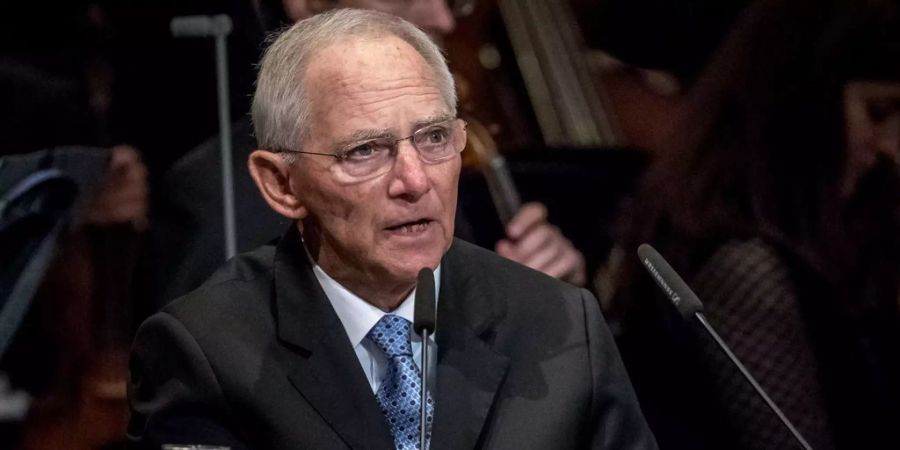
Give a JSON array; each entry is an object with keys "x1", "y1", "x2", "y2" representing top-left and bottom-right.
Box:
[
  {"x1": 303, "y1": 35, "x2": 448, "y2": 117},
  {"x1": 306, "y1": 34, "x2": 436, "y2": 83}
]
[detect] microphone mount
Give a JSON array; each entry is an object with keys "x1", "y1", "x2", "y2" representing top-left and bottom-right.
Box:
[{"x1": 413, "y1": 268, "x2": 436, "y2": 449}]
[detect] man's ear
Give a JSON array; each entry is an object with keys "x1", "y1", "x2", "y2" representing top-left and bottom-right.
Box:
[
  {"x1": 281, "y1": 0, "x2": 337, "y2": 21},
  {"x1": 248, "y1": 150, "x2": 308, "y2": 220}
]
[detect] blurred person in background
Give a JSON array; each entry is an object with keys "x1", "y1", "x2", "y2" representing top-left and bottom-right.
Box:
[
  {"x1": 605, "y1": 0, "x2": 900, "y2": 448},
  {"x1": 0, "y1": 2, "x2": 149, "y2": 448}
]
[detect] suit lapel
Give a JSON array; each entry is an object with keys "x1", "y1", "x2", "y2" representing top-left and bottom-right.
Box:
[
  {"x1": 431, "y1": 241, "x2": 511, "y2": 450},
  {"x1": 273, "y1": 230, "x2": 395, "y2": 450}
]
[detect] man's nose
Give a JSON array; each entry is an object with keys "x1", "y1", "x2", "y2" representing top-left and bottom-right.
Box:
[
  {"x1": 409, "y1": 0, "x2": 456, "y2": 38},
  {"x1": 387, "y1": 141, "x2": 430, "y2": 200}
]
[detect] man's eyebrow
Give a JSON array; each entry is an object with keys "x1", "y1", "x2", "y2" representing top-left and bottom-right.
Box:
[
  {"x1": 332, "y1": 128, "x2": 393, "y2": 150},
  {"x1": 412, "y1": 113, "x2": 454, "y2": 131},
  {"x1": 331, "y1": 113, "x2": 455, "y2": 149}
]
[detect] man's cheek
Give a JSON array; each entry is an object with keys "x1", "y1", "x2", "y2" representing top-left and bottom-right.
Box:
[{"x1": 314, "y1": 190, "x2": 355, "y2": 222}]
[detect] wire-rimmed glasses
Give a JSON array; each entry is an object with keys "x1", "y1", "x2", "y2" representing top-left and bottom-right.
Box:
[{"x1": 274, "y1": 118, "x2": 467, "y2": 181}]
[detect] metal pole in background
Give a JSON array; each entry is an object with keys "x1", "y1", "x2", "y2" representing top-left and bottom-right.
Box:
[{"x1": 171, "y1": 14, "x2": 237, "y2": 259}]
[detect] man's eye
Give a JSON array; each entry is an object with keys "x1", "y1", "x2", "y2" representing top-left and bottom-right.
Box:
[
  {"x1": 343, "y1": 142, "x2": 382, "y2": 161},
  {"x1": 422, "y1": 127, "x2": 450, "y2": 145},
  {"x1": 866, "y1": 99, "x2": 900, "y2": 123},
  {"x1": 867, "y1": 101, "x2": 892, "y2": 123}
]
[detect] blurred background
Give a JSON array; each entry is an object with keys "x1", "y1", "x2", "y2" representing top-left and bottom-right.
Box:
[{"x1": 1, "y1": 0, "x2": 897, "y2": 449}]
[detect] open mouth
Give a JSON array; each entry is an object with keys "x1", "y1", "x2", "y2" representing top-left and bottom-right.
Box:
[{"x1": 386, "y1": 218, "x2": 432, "y2": 233}]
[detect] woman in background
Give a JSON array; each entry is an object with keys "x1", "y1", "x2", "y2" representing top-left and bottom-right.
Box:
[{"x1": 608, "y1": 0, "x2": 900, "y2": 448}]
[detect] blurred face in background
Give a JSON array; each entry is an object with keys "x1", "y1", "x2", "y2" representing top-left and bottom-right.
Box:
[
  {"x1": 343, "y1": 0, "x2": 455, "y2": 38},
  {"x1": 283, "y1": 0, "x2": 456, "y2": 39},
  {"x1": 843, "y1": 80, "x2": 900, "y2": 196}
]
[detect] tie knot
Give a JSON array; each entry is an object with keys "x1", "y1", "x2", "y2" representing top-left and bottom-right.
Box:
[{"x1": 368, "y1": 315, "x2": 413, "y2": 358}]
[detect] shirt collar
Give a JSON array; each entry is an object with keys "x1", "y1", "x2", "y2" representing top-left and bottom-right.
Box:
[{"x1": 310, "y1": 258, "x2": 441, "y2": 349}]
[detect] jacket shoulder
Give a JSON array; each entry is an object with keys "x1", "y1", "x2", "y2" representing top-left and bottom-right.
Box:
[
  {"x1": 445, "y1": 238, "x2": 591, "y2": 326},
  {"x1": 163, "y1": 243, "x2": 277, "y2": 328}
]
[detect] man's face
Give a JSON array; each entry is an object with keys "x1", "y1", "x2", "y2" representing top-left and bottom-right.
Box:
[{"x1": 293, "y1": 35, "x2": 460, "y2": 295}]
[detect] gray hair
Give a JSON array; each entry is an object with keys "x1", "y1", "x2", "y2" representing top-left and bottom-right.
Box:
[{"x1": 251, "y1": 8, "x2": 457, "y2": 157}]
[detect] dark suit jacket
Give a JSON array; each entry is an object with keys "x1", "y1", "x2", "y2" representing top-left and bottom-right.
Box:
[{"x1": 128, "y1": 230, "x2": 656, "y2": 449}]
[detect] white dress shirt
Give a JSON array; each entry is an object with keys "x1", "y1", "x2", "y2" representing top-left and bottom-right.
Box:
[{"x1": 311, "y1": 261, "x2": 439, "y2": 394}]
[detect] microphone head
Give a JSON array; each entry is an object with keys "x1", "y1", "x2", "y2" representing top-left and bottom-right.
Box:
[
  {"x1": 413, "y1": 268, "x2": 436, "y2": 334},
  {"x1": 637, "y1": 244, "x2": 704, "y2": 318}
]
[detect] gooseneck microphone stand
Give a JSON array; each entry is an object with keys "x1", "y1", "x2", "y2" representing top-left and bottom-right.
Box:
[{"x1": 414, "y1": 268, "x2": 437, "y2": 449}]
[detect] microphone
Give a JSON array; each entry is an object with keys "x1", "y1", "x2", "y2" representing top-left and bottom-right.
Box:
[
  {"x1": 637, "y1": 244, "x2": 813, "y2": 450},
  {"x1": 414, "y1": 268, "x2": 436, "y2": 450},
  {"x1": 414, "y1": 268, "x2": 436, "y2": 335}
]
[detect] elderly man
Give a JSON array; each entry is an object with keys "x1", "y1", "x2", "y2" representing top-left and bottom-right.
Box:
[{"x1": 129, "y1": 9, "x2": 655, "y2": 450}]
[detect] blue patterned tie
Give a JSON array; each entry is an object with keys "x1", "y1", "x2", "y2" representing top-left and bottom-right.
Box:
[{"x1": 368, "y1": 315, "x2": 434, "y2": 450}]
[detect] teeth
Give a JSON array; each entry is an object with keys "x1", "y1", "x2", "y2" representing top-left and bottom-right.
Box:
[{"x1": 398, "y1": 221, "x2": 428, "y2": 233}]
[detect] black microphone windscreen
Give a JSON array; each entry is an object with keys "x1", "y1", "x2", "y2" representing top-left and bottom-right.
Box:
[
  {"x1": 413, "y1": 268, "x2": 436, "y2": 334},
  {"x1": 637, "y1": 244, "x2": 704, "y2": 318}
]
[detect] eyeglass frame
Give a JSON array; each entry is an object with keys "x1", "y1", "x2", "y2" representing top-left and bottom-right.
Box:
[{"x1": 269, "y1": 117, "x2": 468, "y2": 180}]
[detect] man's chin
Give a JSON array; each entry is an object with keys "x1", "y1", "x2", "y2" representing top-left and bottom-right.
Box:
[
  {"x1": 393, "y1": 254, "x2": 442, "y2": 277},
  {"x1": 379, "y1": 247, "x2": 445, "y2": 281}
]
